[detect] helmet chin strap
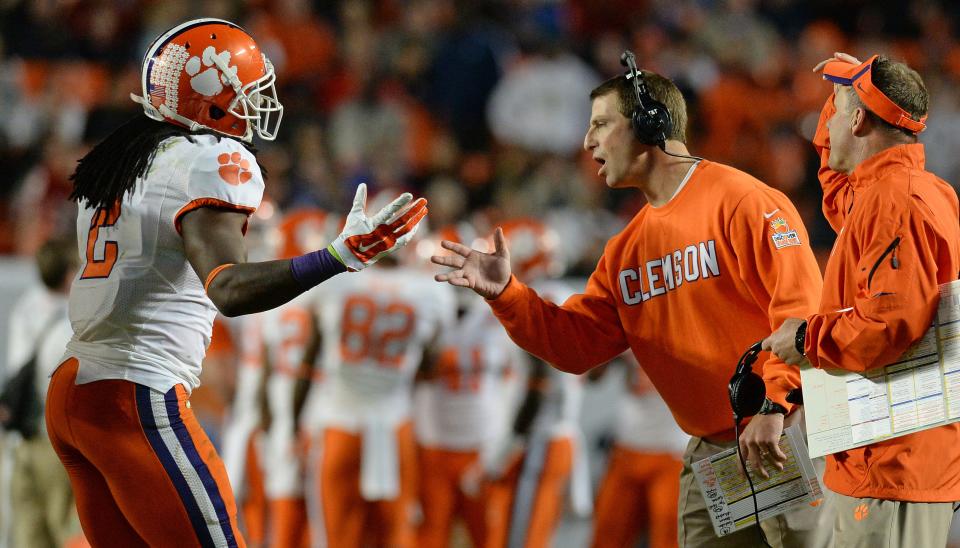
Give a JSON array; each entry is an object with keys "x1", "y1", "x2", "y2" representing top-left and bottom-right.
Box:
[
  {"x1": 130, "y1": 92, "x2": 254, "y2": 142},
  {"x1": 129, "y1": 93, "x2": 166, "y2": 123}
]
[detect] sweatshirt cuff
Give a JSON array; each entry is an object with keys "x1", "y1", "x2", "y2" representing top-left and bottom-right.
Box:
[
  {"x1": 487, "y1": 274, "x2": 528, "y2": 312},
  {"x1": 764, "y1": 382, "x2": 796, "y2": 414}
]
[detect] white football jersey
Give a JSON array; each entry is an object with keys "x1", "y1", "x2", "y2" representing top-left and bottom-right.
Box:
[
  {"x1": 64, "y1": 134, "x2": 264, "y2": 393},
  {"x1": 523, "y1": 279, "x2": 585, "y2": 436},
  {"x1": 7, "y1": 286, "x2": 66, "y2": 374},
  {"x1": 615, "y1": 359, "x2": 689, "y2": 455},
  {"x1": 415, "y1": 293, "x2": 518, "y2": 450},
  {"x1": 217, "y1": 313, "x2": 266, "y2": 498},
  {"x1": 309, "y1": 266, "x2": 455, "y2": 430}
]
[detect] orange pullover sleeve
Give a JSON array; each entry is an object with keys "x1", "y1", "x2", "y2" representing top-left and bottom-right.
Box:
[
  {"x1": 727, "y1": 188, "x2": 824, "y2": 409},
  {"x1": 814, "y1": 94, "x2": 854, "y2": 233},
  {"x1": 487, "y1": 256, "x2": 630, "y2": 375},
  {"x1": 805, "y1": 199, "x2": 942, "y2": 372}
]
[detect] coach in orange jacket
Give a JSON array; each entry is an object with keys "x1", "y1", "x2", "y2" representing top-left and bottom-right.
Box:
[
  {"x1": 764, "y1": 53, "x2": 960, "y2": 547},
  {"x1": 433, "y1": 58, "x2": 831, "y2": 546}
]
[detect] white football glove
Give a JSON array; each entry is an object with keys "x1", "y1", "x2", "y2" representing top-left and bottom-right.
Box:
[{"x1": 328, "y1": 183, "x2": 428, "y2": 272}]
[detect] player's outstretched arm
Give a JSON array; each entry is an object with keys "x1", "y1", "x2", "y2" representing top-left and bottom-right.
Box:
[
  {"x1": 432, "y1": 227, "x2": 512, "y2": 299},
  {"x1": 183, "y1": 183, "x2": 427, "y2": 316}
]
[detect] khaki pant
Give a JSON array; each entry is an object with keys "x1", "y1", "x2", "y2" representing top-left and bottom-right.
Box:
[
  {"x1": 11, "y1": 434, "x2": 82, "y2": 548},
  {"x1": 832, "y1": 493, "x2": 954, "y2": 548},
  {"x1": 677, "y1": 435, "x2": 834, "y2": 547}
]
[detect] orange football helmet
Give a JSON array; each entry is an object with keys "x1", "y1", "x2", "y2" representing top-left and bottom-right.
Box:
[
  {"x1": 413, "y1": 222, "x2": 489, "y2": 268},
  {"x1": 131, "y1": 18, "x2": 283, "y2": 142},
  {"x1": 499, "y1": 218, "x2": 562, "y2": 282},
  {"x1": 276, "y1": 208, "x2": 344, "y2": 260}
]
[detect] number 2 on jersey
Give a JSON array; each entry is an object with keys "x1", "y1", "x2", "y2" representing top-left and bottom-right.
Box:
[
  {"x1": 81, "y1": 202, "x2": 122, "y2": 280},
  {"x1": 341, "y1": 295, "x2": 415, "y2": 367}
]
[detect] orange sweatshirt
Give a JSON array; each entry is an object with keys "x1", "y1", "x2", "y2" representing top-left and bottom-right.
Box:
[
  {"x1": 488, "y1": 161, "x2": 823, "y2": 438},
  {"x1": 807, "y1": 95, "x2": 960, "y2": 501}
]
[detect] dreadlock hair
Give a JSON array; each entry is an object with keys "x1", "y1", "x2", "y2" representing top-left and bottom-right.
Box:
[{"x1": 70, "y1": 115, "x2": 259, "y2": 210}]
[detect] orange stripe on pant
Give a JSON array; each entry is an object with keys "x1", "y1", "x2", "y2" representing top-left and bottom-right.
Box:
[
  {"x1": 45, "y1": 358, "x2": 245, "y2": 547},
  {"x1": 591, "y1": 446, "x2": 682, "y2": 548},
  {"x1": 241, "y1": 433, "x2": 267, "y2": 545},
  {"x1": 310, "y1": 423, "x2": 417, "y2": 548},
  {"x1": 417, "y1": 446, "x2": 486, "y2": 548},
  {"x1": 486, "y1": 436, "x2": 573, "y2": 548}
]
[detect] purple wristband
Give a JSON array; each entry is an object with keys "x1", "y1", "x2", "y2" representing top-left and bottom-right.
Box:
[{"x1": 289, "y1": 248, "x2": 347, "y2": 289}]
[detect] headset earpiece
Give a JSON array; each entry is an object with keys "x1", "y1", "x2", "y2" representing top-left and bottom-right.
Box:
[
  {"x1": 620, "y1": 50, "x2": 673, "y2": 148},
  {"x1": 728, "y1": 342, "x2": 766, "y2": 422}
]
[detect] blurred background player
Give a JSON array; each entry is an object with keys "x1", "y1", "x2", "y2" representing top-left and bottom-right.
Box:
[
  {"x1": 216, "y1": 310, "x2": 270, "y2": 548},
  {"x1": 260, "y1": 207, "x2": 343, "y2": 548},
  {"x1": 413, "y1": 224, "x2": 519, "y2": 548},
  {"x1": 590, "y1": 353, "x2": 688, "y2": 548},
  {"x1": 473, "y1": 218, "x2": 592, "y2": 548},
  {"x1": 2, "y1": 237, "x2": 85, "y2": 548},
  {"x1": 44, "y1": 17, "x2": 427, "y2": 547},
  {"x1": 300, "y1": 229, "x2": 456, "y2": 548}
]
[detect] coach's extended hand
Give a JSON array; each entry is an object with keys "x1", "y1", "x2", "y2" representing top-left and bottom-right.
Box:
[{"x1": 432, "y1": 227, "x2": 512, "y2": 299}]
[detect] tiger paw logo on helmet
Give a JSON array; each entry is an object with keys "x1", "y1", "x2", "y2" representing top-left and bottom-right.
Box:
[{"x1": 185, "y1": 46, "x2": 238, "y2": 97}]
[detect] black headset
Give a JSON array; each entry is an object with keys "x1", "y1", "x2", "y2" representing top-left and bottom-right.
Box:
[
  {"x1": 620, "y1": 50, "x2": 673, "y2": 149},
  {"x1": 728, "y1": 341, "x2": 773, "y2": 548},
  {"x1": 728, "y1": 341, "x2": 767, "y2": 424}
]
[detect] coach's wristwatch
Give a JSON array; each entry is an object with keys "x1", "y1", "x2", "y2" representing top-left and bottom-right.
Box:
[
  {"x1": 759, "y1": 398, "x2": 788, "y2": 415},
  {"x1": 795, "y1": 320, "x2": 808, "y2": 357}
]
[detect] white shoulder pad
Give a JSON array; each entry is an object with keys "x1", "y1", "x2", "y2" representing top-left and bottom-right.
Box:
[{"x1": 174, "y1": 136, "x2": 265, "y2": 234}]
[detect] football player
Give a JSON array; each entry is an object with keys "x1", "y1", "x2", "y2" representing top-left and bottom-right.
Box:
[
  {"x1": 300, "y1": 249, "x2": 456, "y2": 548},
  {"x1": 472, "y1": 219, "x2": 592, "y2": 548},
  {"x1": 44, "y1": 18, "x2": 427, "y2": 547},
  {"x1": 412, "y1": 225, "x2": 518, "y2": 548}
]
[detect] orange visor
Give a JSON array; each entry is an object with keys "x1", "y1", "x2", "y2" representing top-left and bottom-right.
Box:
[{"x1": 823, "y1": 54, "x2": 926, "y2": 133}]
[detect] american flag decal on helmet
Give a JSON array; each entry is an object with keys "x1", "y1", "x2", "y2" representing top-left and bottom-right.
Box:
[{"x1": 148, "y1": 43, "x2": 190, "y2": 113}]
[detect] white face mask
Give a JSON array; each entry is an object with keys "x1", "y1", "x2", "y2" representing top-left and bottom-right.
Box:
[{"x1": 223, "y1": 55, "x2": 284, "y2": 142}]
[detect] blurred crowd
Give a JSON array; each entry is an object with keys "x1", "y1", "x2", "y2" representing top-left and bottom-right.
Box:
[{"x1": 4, "y1": 0, "x2": 960, "y2": 270}]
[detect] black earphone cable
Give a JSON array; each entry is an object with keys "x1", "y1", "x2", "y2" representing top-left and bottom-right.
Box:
[
  {"x1": 660, "y1": 148, "x2": 704, "y2": 162},
  {"x1": 734, "y1": 420, "x2": 773, "y2": 548}
]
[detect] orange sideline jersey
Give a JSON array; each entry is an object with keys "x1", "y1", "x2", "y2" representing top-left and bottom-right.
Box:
[
  {"x1": 488, "y1": 160, "x2": 823, "y2": 438},
  {"x1": 807, "y1": 95, "x2": 960, "y2": 501}
]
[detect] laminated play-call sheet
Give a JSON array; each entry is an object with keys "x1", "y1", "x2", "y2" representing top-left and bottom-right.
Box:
[
  {"x1": 692, "y1": 425, "x2": 823, "y2": 537},
  {"x1": 801, "y1": 279, "x2": 960, "y2": 458}
]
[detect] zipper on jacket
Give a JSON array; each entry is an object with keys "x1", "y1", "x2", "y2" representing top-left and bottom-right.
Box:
[{"x1": 867, "y1": 236, "x2": 901, "y2": 291}]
